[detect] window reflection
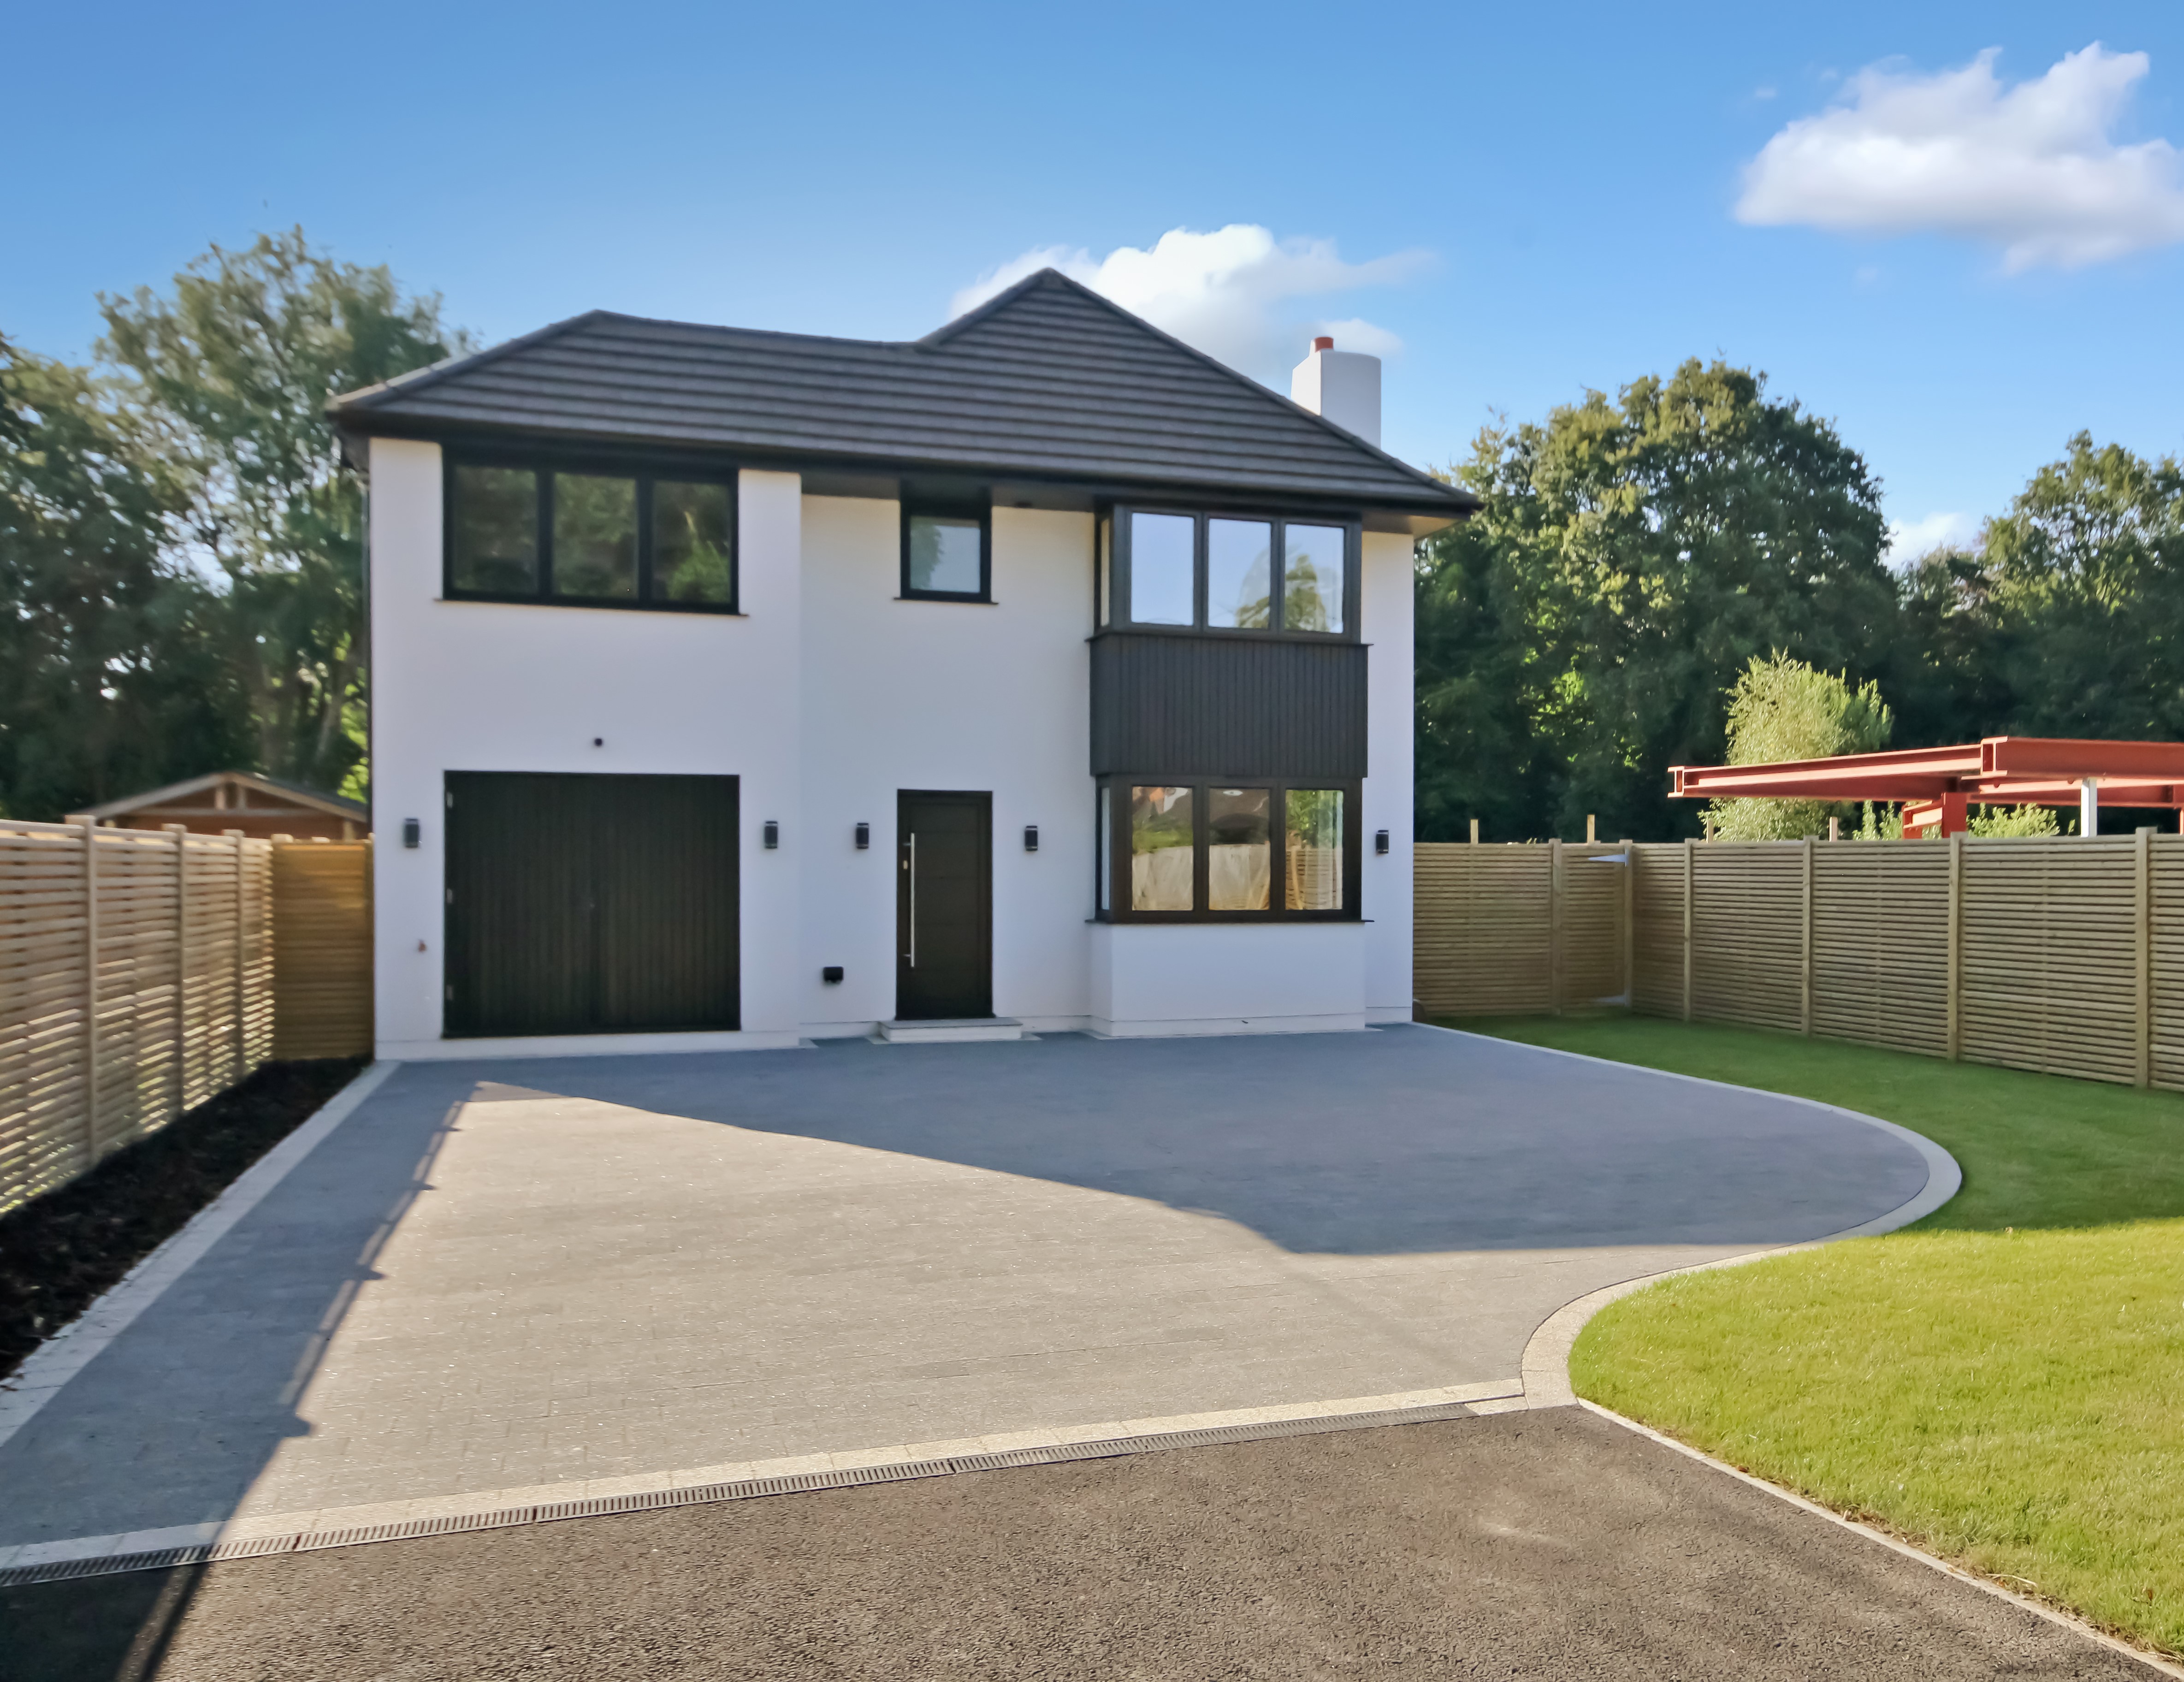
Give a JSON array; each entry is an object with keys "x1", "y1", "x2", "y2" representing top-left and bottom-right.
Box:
[
  {"x1": 1209, "y1": 788, "x2": 1270, "y2": 909},
  {"x1": 1207, "y1": 520, "x2": 1273, "y2": 629},
  {"x1": 1283, "y1": 524, "x2": 1345, "y2": 634},
  {"x1": 554, "y1": 474, "x2": 638, "y2": 598},
  {"x1": 652, "y1": 481, "x2": 733, "y2": 604},
  {"x1": 1130, "y1": 785, "x2": 1194, "y2": 910},
  {"x1": 1285, "y1": 789, "x2": 1344, "y2": 910},
  {"x1": 450, "y1": 465, "x2": 538, "y2": 594},
  {"x1": 1129, "y1": 512, "x2": 1195, "y2": 625},
  {"x1": 908, "y1": 514, "x2": 983, "y2": 595}
]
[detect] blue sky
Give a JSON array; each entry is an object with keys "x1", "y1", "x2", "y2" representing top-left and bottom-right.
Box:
[{"x1": 9, "y1": 0, "x2": 2183, "y2": 554}]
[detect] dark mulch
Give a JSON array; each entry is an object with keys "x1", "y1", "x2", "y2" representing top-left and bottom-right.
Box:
[{"x1": 0, "y1": 1057, "x2": 367, "y2": 1383}]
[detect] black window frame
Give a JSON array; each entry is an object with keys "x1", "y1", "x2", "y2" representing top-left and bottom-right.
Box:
[
  {"x1": 900, "y1": 499, "x2": 993, "y2": 603},
  {"x1": 442, "y1": 451, "x2": 741, "y2": 615},
  {"x1": 1101, "y1": 504, "x2": 1362, "y2": 641},
  {"x1": 1096, "y1": 773, "x2": 1363, "y2": 924}
]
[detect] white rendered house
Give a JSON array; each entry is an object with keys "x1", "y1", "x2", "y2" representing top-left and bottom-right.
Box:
[{"x1": 332, "y1": 274, "x2": 1474, "y2": 1057}]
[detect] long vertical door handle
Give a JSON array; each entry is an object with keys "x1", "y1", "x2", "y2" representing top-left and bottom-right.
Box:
[{"x1": 907, "y1": 834, "x2": 917, "y2": 967}]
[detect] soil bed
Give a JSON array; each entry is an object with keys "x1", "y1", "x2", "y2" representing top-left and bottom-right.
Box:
[{"x1": 0, "y1": 1058, "x2": 366, "y2": 1382}]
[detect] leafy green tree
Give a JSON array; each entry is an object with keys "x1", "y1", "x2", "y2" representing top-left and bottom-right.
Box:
[
  {"x1": 1416, "y1": 361, "x2": 1898, "y2": 840},
  {"x1": 97, "y1": 230, "x2": 468, "y2": 797},
  {"x1": 0, "y1": 338, "x2": 251, "y2": 818},
  {"x1": 1704, "y1": 653, "x2": 1894, "y2": 840},
  {"x1": 1982, "y1": 433, "x2": 2184, "y2": 741}
]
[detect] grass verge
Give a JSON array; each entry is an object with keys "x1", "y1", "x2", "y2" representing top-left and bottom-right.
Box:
[
  {"x1": 0, "y1": 1057, "x2": 367, "y2": 1383},
  {"x1": 1455, "y1": 1015, "x2": 2184, "y2": 1660}
]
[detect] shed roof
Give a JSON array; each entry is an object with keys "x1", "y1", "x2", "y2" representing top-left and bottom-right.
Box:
[
  {"x1": 78, "y1": 770, "x2": 368, "y2": 823},
  {"x1": 330, "y1": 270, "x2": 1473, "y2": 518}
]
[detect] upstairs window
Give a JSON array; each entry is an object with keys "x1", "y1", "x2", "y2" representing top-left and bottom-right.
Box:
[
  {"x1": 445, "y1": 460, "x2": 737, "y2": 612},
  {"x1": 902, "y1": 503, "x2": 991, "y2": 601},
  {"x1": 1101, "y1": 507, "x2": 1357, "y2": 637}
]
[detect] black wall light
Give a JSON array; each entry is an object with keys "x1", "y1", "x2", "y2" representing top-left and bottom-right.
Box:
[
  {"x1": 822, "y1": 965, "x2": 844, "y2": 984},
  {"x1": 854, "y1": 822, "x2": 870, "y2": 850},
  {"x1": 1375, "y1": 829, "x2": 1391, "y2": 855},
  {"x1": 763, "y1": 820, "x2": 780, "y2": 850},
  {"x1": 1024, "y1": 824, "x2": 1039, "y2": 853},
  {"x1": 402, "y1": 818, "x2": 420, "y2": 849}
]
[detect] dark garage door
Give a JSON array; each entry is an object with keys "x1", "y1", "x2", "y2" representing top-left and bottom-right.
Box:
[{"x1": 444, "y1": 772, "x2": 739, "y2": 1038}]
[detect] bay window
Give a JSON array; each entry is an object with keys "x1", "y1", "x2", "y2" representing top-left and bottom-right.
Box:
[{"x1": 1102, "y1": 778, "x2": 1359, "y2": 921}]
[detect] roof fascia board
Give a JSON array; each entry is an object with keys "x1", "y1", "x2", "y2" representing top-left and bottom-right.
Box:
[{"x1": 334, "y1": 415, "x2": 1473, "y2": 515}]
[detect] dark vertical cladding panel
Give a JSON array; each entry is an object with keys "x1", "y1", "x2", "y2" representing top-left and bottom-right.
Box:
[
  {"x1": 445, "y1": 772, "x2": 738, "y2": 1038},
  {"x1": 446, "y1": 773, "x2": 598, "y2": 1037},
  {"x1": 595, "y1": 775, "x2": 740, "y2": 1030},
  {"x1": 1089, "y1": 633, "x2": 1368, "y2": 780}
]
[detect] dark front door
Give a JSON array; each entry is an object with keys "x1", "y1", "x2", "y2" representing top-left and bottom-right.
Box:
[
  {"x1": 445, "y1": 772, "x2": 739, "y2": 1037},
  {"x1": 896, "y1": 790, "x2": 992, "y2": 1020}
]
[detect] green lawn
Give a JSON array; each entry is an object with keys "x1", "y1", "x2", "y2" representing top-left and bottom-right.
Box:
[{"x1": 1455, "y1": 1016, "x2": 2184, "y2": 1660}]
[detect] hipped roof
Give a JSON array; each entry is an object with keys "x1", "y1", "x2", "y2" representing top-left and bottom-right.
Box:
[{"x1": 331, "y1": 269, "x2": 1474, "y2": 519}]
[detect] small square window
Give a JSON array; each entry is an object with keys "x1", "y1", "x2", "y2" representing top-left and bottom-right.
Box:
[{"x1": 904, "y1": 510, "x2": 988, "y2": 598}]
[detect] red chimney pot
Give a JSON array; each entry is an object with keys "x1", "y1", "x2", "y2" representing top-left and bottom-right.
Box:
[{"x1": 1312, "y1": 336, "x2": 1334, "y2": 352}]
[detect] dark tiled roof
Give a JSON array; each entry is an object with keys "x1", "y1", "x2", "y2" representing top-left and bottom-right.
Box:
[{"x1": 331, "y1": 271, "x2": 1471, "y2": 514}]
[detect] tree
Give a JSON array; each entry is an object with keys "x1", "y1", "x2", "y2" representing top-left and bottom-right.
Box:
[
  {"x1": 1415, "y1": 360, "x2": 1898, "y2": 840},
  {"x1": 97, "y1": 230, "x2": 468, "y2": 797},
  {"x1": 1982, "y1": 432, "x2": 2184, "y2": 741},
  {"x1": 1702, "y1": 653, "x2": 1892, "y2": 840},
  {"x1": 0, "y1": 338, "x2": 251, "y2": 819}
]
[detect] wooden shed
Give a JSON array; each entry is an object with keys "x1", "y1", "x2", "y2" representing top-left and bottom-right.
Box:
[{"x1": 71, "y1": 771, "x2": 369, "y2": 842}]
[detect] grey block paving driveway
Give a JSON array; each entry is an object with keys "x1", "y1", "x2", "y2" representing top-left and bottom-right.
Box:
[{"x1": 0, "y1": 1025, "x2": 1933, "y2": 1555}]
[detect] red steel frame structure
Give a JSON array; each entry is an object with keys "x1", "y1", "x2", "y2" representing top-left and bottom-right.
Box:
[{"x1": 1669, "y1": 737, "x2": 2184, "y2": 837}]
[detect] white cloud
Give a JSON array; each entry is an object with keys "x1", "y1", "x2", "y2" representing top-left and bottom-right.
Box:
[
  {"x1": 950, "y1": 225, "x2": 1428, "y2": 378},
  {"x1": 1886, "y1": 510, "x2": 1979, "y2": 565},
  {"x1": 1736, "y1": 44, "x2": 2184, "y2": 270}
]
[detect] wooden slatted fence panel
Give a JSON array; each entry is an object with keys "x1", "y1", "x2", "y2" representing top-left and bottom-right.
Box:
[
  {"x1": 1691, "y1": 842, "x2": 1805, "y2": 1032},
  {"x1": 0, "y1": 819, "x2": 296, "y2": 1213},
  {"x1": 1630, "y1": 844, "x2": 1687, "y2": 1017},
  {"x1": 1812, "y1": 841, "x2": 1950, "y2": 1057},
  {"x1": 1959, "y1": 835, "x2": 2140, "y2": 1084},
  {"x1": 2152, "y1": 841, "x2": 2184, "y2": 1093},
  {"x1": 273, "y1": 842, "x2": 374, "y2": 1058},
  {"x1": 1413, "y1": 843, "x2": 1628, "y2": 1017}
]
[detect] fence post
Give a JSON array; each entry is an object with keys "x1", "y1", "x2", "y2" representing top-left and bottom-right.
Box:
[
  {"x1": 1681, "y1": 838, "x2": 1694, "y2": 1023},
  {"x1": 228, "y1": 829, "x2": 247, "y2": 1083},
  {"x1": 1801, "y1": 837, "x2": 1815, "y2": 1037},
  {"x1": 1946, "y1": 833, "x2": 1964, "y2": 1062},
  {"x1": 78, "y1": 816, "x2": 100, "y2": 1170},
  {"x1": 2136, "y1": 827, "x2": 2152, "y2": 1089},
  {"x1": 1549, "y1": 838, "x2": 1564, "y2": 1015},
  {"x1": 168, "y1": 824, "x2": 188, "y2": 1125}
]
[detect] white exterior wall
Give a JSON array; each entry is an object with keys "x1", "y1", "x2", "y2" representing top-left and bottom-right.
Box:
[
  {"x1": 798, "y1": 499, "x2": 1093, "y2": 1035},
  {"x1": 367, "y1": 441, "x2": 1416, "y2": 1054},
  {"x1": 368, "y1": 440, "x2": 805, "y2": 1057},
  {"x1": 1361, "y1": 530, "x2": 1416, "y2": 1024}
]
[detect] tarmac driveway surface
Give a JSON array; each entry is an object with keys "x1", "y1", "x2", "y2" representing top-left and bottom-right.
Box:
[{"x1": 0, "y1": 1025, "x2": 1938, "y2": 1566}]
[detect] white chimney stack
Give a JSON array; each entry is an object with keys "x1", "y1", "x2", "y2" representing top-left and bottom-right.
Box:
[{"x1": 1290, "y1": 335, "x2": 1381, "y2": 448}]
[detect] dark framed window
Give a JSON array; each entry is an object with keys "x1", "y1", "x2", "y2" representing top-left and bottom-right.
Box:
[
  {"x1": 1096, "y1": 775, "x2": 1361, "y2": 922},
  {"x1": 901, "y1": 502, "x2": 991, "y2": 601},
  {"x1": 444, "y1": 457, "x2": 738, "y2": 613},
  {"x1": 1097, "y1": 506, "x2": 1360, "y2": 639}
]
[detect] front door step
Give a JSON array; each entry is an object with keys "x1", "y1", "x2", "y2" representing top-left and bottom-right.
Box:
[{"x1": 877, "y1": 1017, "x2": 1025, "y2": 1044}]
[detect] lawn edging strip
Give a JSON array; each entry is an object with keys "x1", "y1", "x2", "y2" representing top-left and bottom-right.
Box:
[
  {"x1": 0, "y1": 1378, "x2": 1522, "y2": 1584},
  {"x1": 0, "y1": 1060, "x2": 399, "y2": 1452},
  {"x1": 1420, "y1": 1021, "x2": 1960, "y2": 1406},
  {"x1": 1580, "y1": 1397, "x2": 2184, "y2": 1680}
]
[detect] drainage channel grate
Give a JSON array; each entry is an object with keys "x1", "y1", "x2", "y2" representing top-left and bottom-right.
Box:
[{"x1": 0, "y1": 1398, "x2": 1489, "y2": 1586}]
